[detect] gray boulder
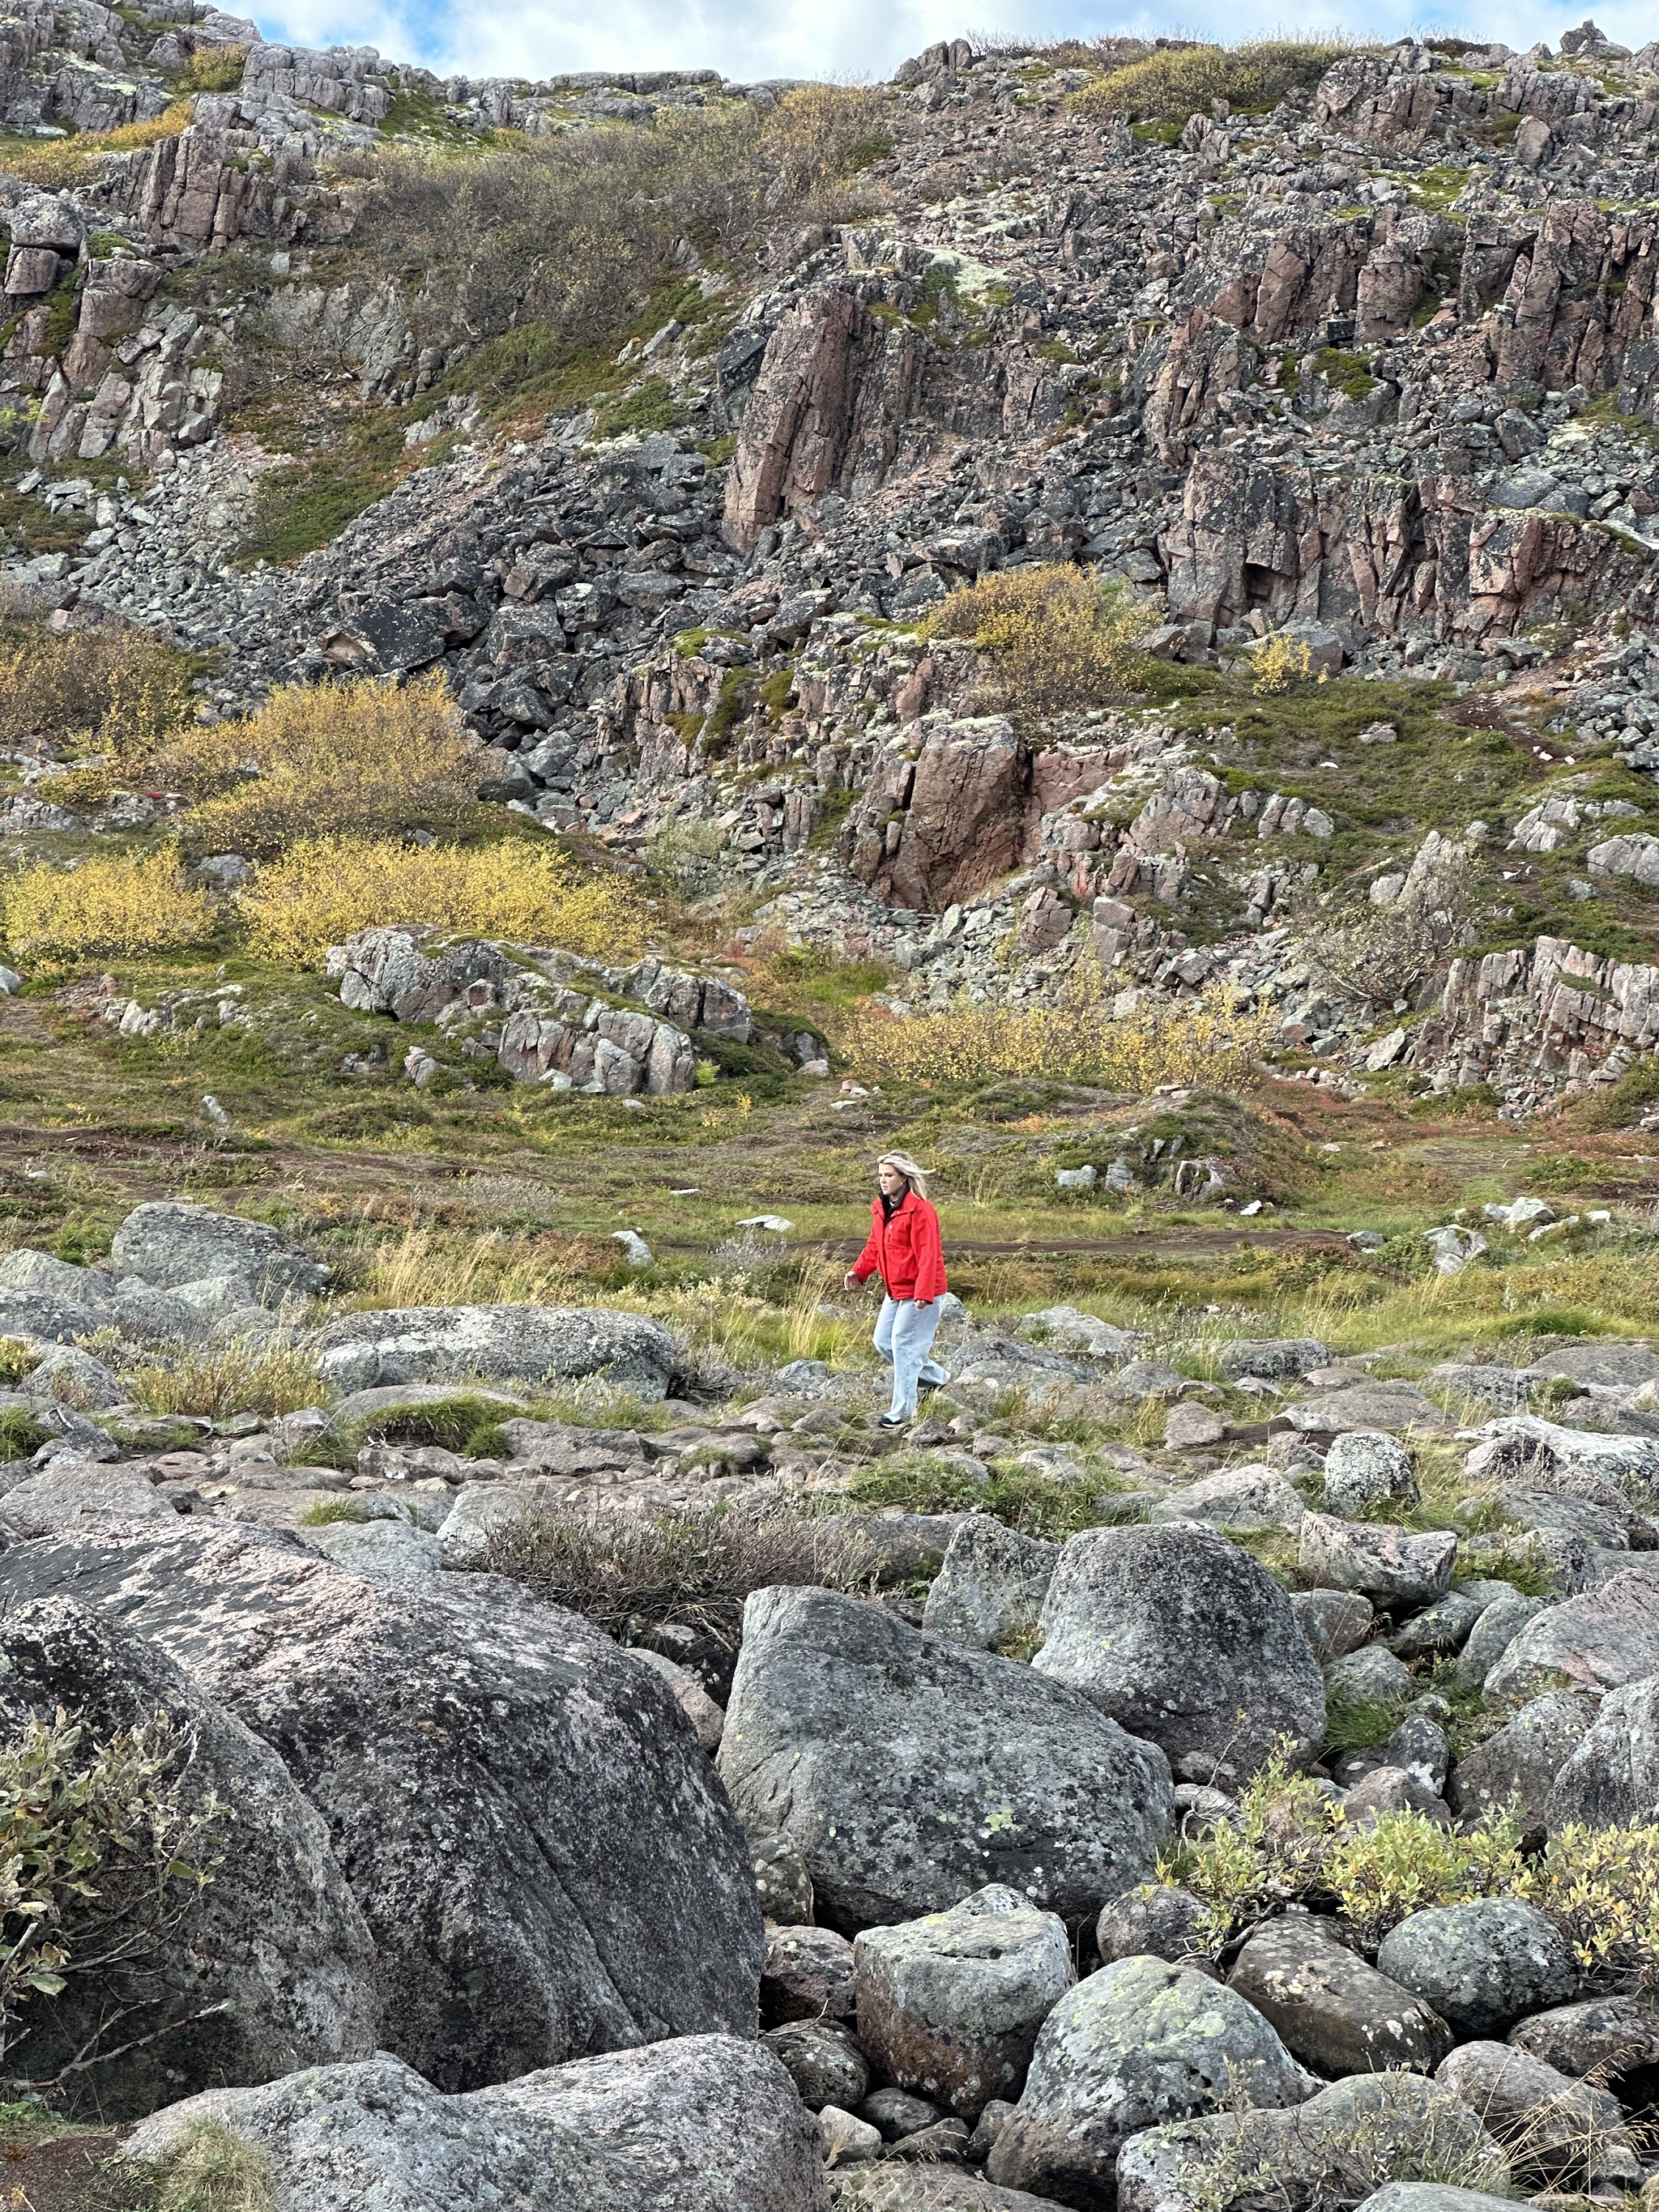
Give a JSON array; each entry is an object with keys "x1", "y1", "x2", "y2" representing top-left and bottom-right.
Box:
[
  {"x1": 1354, "y1": 2192, "x2": 1516, "y2": 2212},
  {"x1": 1445, "y1": 1691, "x2": 1596, "y2": 1831},
  {"x1": 830, "y1": 2170, "x2": 1071, "y2": 2208},
  {"x1": 922, "y1": 1519, "x2": 1058, "y2": 1652},
  {"x1": 1375, "y1": 1900, "x2": 1578, "y2": 2038},
  {"x1": 1322, "y1": 1432, "x2": 1419, "y2": 1515},
  {"x1": 1454, "y1": 1586, "x2": 1544, "y2": 1688},
  {"x1": 1434, "y1": 2040, "x2": 1640, "y2": 2189},
  {"x1": 303, "y1": 1516, "x2": 446, "y2": 1577},
  {"x1": 853, "y1": 1886, "x2": 1073, "y2": 2120},
  {"x1": 1282, "y1": 1384, "x2": 1449, "y2": 1435},
  {"x1": 717, "y1": 1587, "x2": 1171, "y2": 1935},
  {"x1": 1117, "y1": 2076, "x2": 1505, "y2": 2212},
  {"x1": 0, "y1": 1461, "x2": 176, "y2": 1538},
  {"x1": 1217, "y1": 1339, "x2": 1329, "y2": 1381},
  {"x1": 1388, "y1": 1590, "x2": 1486, "y2": 1662},
  {"x1": 1031, "y1": 1524, "x2": 1325, "y2": 1784},
  {"x1": 1530, "y1": 1341, "x2": 1659, "y2": 1389},
  {"x1": 1095, "y1": 1883, "x2": 1212, "y2": 1970},
  {"x1": 1485, "y1": 1567, "x2": 1659, "y2": 1698},
  {"x1": 0, "y1": 1248, "x2": 116, "y2": 1307},
  {"x1": 761, "y1": 1924, "x2": 856, "y2": 2026},
  {"x1": 1290, "y1": 1589, "x2": 1373, "y2": 1664},
  {"x1": 1298, "y1": 1514, "x2": 1456, "y2": 1609},
  {"x1": 0, "y1": 1596, "x2": 377, "y2": 2120},
  {"x1": 1146, "y1": 1465, "x2": 1306, "y2": 1533},
  {"x1": 1326, "y1": 1644, "x2": 1412, "y2": 1704},
  {"x1": 313, "y1": 1303, "x2": 679, "y2": 1398},
  {"x1": 764, "y1": 2018, "x2": 871, "y2": 2108},
  {"x1": 1507, "y1": 1993, "x2": 1659, "y2": 2092},
  {"x1": 122, "y1": 2038, "x2": 829, "y2": 2212},
  {"x1": 0, "y1": 1524, "x2": 763, "y2": 2092},
  {"x1": 0, "y1": 1284, "x2": 111, "y2": 1344},
  {"x1": 1228, "y1": 1917, "x2": 1454, "y2": 2079},
  {"x1": 986, "y1": 1955, "x2": 1315, "y2": 2205},
  {"x1": 1544, "y1": 1671, "x2": 1659, "y2": 1828},
  {"x1": 111, "y1": 1202, "x2": 328, "y2": 1306}
]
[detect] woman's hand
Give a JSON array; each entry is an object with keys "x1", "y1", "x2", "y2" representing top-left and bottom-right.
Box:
[{"x1": 843, "y1": 1270, "x2": 861, "y2": 1292}]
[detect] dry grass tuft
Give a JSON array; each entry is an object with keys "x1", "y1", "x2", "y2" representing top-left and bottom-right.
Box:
[
  {"x1": 923, "y1": 565, "x2": 1150, "y2": 714},
  {"x1": 124, "y1": 1336, "x2": 326, "y2": 1421},
  {"x1": 239, "y1": 833, "x2": 638, "y2": 967},
  {"x1": 473, "y1": 1502, "x2": 877, "y2": 1649}
]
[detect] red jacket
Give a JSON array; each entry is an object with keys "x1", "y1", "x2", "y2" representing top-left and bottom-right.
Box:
[{"x1": 852, "y1": 1190, "x2": 947, "y2": 1302}]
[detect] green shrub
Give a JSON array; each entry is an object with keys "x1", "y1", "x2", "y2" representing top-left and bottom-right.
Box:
[
  {"x1": 296, "y1": 1498, "x2": 366, "y2": 1526},
  {"x1": 352, "y1": 1393, "x2": 516, "y2": 1457},
  {"x1": 0, "y1": 1407, "x2": 52, "y2": 1461},
  {"x1": 922, "y1": 564, "x2": 1149, "y2": 715},
  {"x1": 0, "y1": 1338, "x2": 42, "y2": 1388}
]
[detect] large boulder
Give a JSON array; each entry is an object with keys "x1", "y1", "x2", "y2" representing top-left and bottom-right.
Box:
[
  {"x1": 1434, "y1": 2040, "x2": 1640, "y2": 2189},
  {"x1": 717, "y1": 1587, "x2": 1171, "y2": 1935},
  {"x1": 0, "y1": 1524, "x2": 763, "y2": 2091},
  {"x1": 1507, "y1": 1994, "x2": 1659, "y2": 2096},
  {"x1": 1544, "y1": 1671, "x2": 1659, "y2": 1828},
  {"x1": 986, "y1": 1955, "x2": 1316, "y2": 2206},
  {"x1": 1484, "y1": 1568, "x2": 1659, "y2": 1698},
  {"x1": 853, "y1": 1886, "x2": 1073, "y2": 2120},
  {"x1": 110, "y1": 1202, "x2": 328, "y2": 1305},
  {"x1": 1228, "y1": 1916, "x2": 1454, "y2": 2079},
  {"x1": 313, "y1": 1303, "x2": 680, "y2": 1398},
  {"x1": 0, "y1": 1596, "x2": 377, "y2": 2119},
  {"x1": 1445, "y1": 1691, "x2": 1596, "y2": 1832},
  {"x1": 1030, "y1": 1524, "x2": 1325, "y2": 1784},
  {"x1": 922, "y1": 1519, "x2": 1058, "y2": 1652},
  {"x1": 1375, "y1": 1901, "x2": 1578, "y2": 2039},
  {"x1": 0, "y1": 1462, "x2": 177, "y2": 1538},
  {"x1": 122, "y1": 2038, "x2": 829, "y2": 2212}
]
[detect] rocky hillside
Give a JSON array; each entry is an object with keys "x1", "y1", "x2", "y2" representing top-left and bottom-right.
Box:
[{"x1": 2, "y1": 16, "x2": 1659, "y2": 2212}]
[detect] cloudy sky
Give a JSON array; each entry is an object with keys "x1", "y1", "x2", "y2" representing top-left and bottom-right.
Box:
[{"x1": 253, "y1": 0, "x2": 1653, "y2": 90}]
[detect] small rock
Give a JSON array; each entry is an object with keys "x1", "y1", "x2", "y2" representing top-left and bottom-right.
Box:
[
  {"x1": 1321, "y1": 1431, "x2": 1419, "y2": 1516},
  {"x1": 1164, "y1": 1400, "x2": 1225, "y2": 1450},
  {"x1": 817, "y1": 2103, "x2": 883, "y2": 2165},
  {"x1": 1299, "y1": 1514, "x2": 1457, "y2": 1609},
  {"x1": 763, "y1": 2018, "x2": 870, "y2": 2110}
]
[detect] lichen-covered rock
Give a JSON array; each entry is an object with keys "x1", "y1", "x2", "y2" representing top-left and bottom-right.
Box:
[
  {"x1": 110, "y1": 1201, "x2": 328, "y2": 1305},
  {"x1": 1375, "y1": 1900, "x2": 1579, "y2": 2039},
  {"x1": 1298, "y1": 1513, "x2": 1457, "y2": 1609},
  {"x1": 1031, "y1": 1524, "x2": 1325, "y2": 1783},
  {"x1": 0, "y1": 1524, "x2": 763, "y2": 2092},
  {"x1": 312, "y1": 1302, "x2": 679, "y2": 1396},
  {"x1": 921, "y1": 1518, "x2": 1058, "y2": 1652},
  {"x1": 1434, "y1": 2041, "x2": 1640, "y2": 2189},
  {"x1": 853, "y1": 1886, "x2": 1073, "y2": 2120},
  {"x1": 0, "y1": 1595, "x2": 377, "y2": 2119},
  {"x1": 121, "y1": 2039, "x2": 830, "y2": 2212},
  {"x1": 987, "y1": 1955, "x2": 1316, "y2": 2206},
  {"x1": 1544, "y1": 1671, "x2": 1659, "y2": 1829},
  {"x1": 1445, "y1": 1690, "x2": 1596, "y2": 1831},
  {"x1": 1486, "y1": 1571, "x2": 1659, "y2": 1699},
  {"x1": 1228, "y1": 1916, "x2": 1454, "y2": 2080},
  {"x1": 718, "y1": 1586, "x2": 1171, "y2": 1935}
]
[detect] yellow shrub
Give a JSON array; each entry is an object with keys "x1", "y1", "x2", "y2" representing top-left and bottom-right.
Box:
[
  {"x1": 1252, "y1": 632, "x2": 1313, "y2": 696},
  {"x1": 0, "y1": 616, "x2": 193, "y2": 758},
  {"x1": 923, "y1": 565, "x2": 1149, "y2": 714},
  {"x1": 99, "y1": 98, "x2": 194, "y2": 151},
  {"x1": 159, "y1": 672, "x2": 482, "y2": 854},
  {"x1": 857, "y1": 979, "x2": 1273, "y2": 1091},
  {"x1": 1, "y1": 849, "x2": 213, "y2": 964},
  {"x1": 1074, "y1": 39, "x2": 1353, "y2": 123},
  {"x1": 1518, "y1": 1823, "x2": 1659, "y2": 1989},
  {"x1": 240, "y1": 834, "x2": 641, "y2": 966}
]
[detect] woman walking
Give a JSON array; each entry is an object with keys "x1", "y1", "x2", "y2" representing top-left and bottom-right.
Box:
[{"x1": 844, "y1": 1152, "x2": 949, "y2": 1428}]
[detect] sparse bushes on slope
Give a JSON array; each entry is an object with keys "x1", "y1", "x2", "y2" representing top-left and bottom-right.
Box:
[
  {"x1": 1074, "y1": 39, "x2": 1354, "y2": 123},
  {"x1": 0, "y1": 611, "x2": 193, "y2": 758},
  {"x1": 239, "y1": 834, "x2": 638, "y2": 965},
  {"x1": 923, "y1": 565, "x2": 1149, "y2": 714},
  {"x1": 859, "y1": 978, "x2": 1274, "y2": 1089},
  {"x1": 1, "y1": 849, "x2": 213, "y2": 964},
  {"x1": 158, "y1": 672, "x2": 481, "y2": 854},
  {"x1": 1311, "y1": 850, "x2": 1490, "y2": 1008}
]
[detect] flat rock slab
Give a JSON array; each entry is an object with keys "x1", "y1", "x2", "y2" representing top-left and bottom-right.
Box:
[
  {"x1": 0, "y1": 1523, "x2": 763, "y2": 2092},
  {"x1": 1282, "y1": 1384, "x2": 1450, "y2": 1435},
  {"x1": 122, "y1": 2039, "x2": 829, "y2": 2212},
  {"x1": 1485, "y1": 1566, "x2": 1659, "y2": 1698},
  {"x1": 313, "y1": 1303, "x2": 679, "y2": 1399}
]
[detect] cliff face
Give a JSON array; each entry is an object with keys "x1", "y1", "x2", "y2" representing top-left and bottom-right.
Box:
[{"x1": 9, "y1": 19, "x2": 1659, "y2": 1110}]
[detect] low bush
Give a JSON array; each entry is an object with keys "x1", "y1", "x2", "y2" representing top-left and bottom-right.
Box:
[
  {"x1": 1311, "y1": 850, "x2": 1491, "y2": 1009},
  {"x1": 185, "y1": 45, "x2": 247, "y2": 92},
  {"x1": 1251, "y1": 632, "x2": 1312, "y2": 695},
  {"x1": 1518, "y1": 1823, "x2": 1659, "y2": 1989},
  {"x1": 923, "y1": 565, "x2": 1149, "y2": 714},
  {"x1": 0, "y1": 612, "x2": 194, "y2": 760},
  {"x1": 352, "y1": 1392, "x2": 517, "y2": 1457},
  {"x1": 123, "y1": 1336, "x2": 325, "y2": 1421},
  {"x1": 239, "y1": 835, "x2": 638, "y2": 966},
  {"x1": 0, "y1": 1339, "x2": 42, "y2": 1388},
  {"x1": 0, "y1": 849, "x2": 214, "y2": 965},
  {"x1": 1074, "y1": 38, "x2": 1353, "y2": 122},
  {"x1": 0, "y1": 1711, "x2": 223, "y2": 2092},
  {"x1": 473, "y1": 1503, "x2": 876, "y2": 1649},
  {"x1": 157, "y1": 672, "x2": 481, "y2": 854},
  {"x1": 859, "y1": 977, "x2": 1274, "y2": 1089}
]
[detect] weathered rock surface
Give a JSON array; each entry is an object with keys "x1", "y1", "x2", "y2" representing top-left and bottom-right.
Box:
[
  {"x1": 853, "y1": 1886, "x2": 1073, "y2": 2120},
  {"x1": 1485, "y1": 1568, "x2": 1659, "y2": 1697},
  {"x1": 718, "y1": 1586, "x2": 1171, "y2": 1935},
  {"x1": 1375, "y1": 1900, "x2": 1579, "y2": 2038},
  {"x1": 1031, "y1": 1524, "x2": 1325, "y2": 1783},
  {"x1": 1435, "y1": 2040, "x2": 1640, "y2": 2189},
  {"x1": 1544, "y1": 1670, "x2": 1659, "y2": 1828},
  {"x1": 921, "y1": 1518, "x2": 1058, "y2": 1652},
  {"x1": 1229, "y1": 1916, "x2": 1455, "y2": 2079},
  {"x1": 122, "y1": 2038, "x2": 830, "y2": 2211},
  {"x1": 987, "y1": 1955, "x2": 1316, "y2": 2206},
  {"x1": 110, "y1": 1201, "x2": 328, "y2": 1305},
  {"x1": 0, "y1": 1594, "x2": 378, "y2": 2119},
  {"x1": 1445, "y1": 1690, "x2": 1595, "y2": 1831},
  {"x1": 1298, "y1": 1514, "x2": 1457, "y2": 1609},
  {"x1": 313, "y1": 1302, "x2": 679, "y2": 1397},
  {"x1": 0, "y1": 1524, "x2": 763, "y2": 2091}
]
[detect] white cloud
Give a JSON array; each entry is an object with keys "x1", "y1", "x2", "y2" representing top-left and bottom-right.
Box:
[{"x1": 250, "y1": 0, "x2": 1655, "y2": 87}]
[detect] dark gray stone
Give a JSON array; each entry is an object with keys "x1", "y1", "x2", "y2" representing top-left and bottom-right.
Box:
[
  {"x1": 1095, "y1": 1882, "x2": 1212, "y2": 1970},
  {"x1": 1228, "y1": 1917, "x2": 1453, "y2": 2079},
  {"x1": 1290, "y1": 1589, "x2": 1374, "y2": 1665},
  {"x1": 0, "y1": 1524, "x2": 762, "y2": 2092},
  {"x1": 1445, "y1": 1690, "x2": 1596, "y2": 1831},
  {"x1": 1031, "y1": 1524, "x2": 1326, "y2": 1784},
  {"x1": 313, "y1": 1302, "x2": 680, "y2": 1398},
  {"x1": 1375, "y1": 1900, "x2": 1579, "y2": 2038},
  {"x1": 718, "y1": 1587, "x2": 1171, "y2": 1935},
  {"x1": 1544, "y1": 1670, "x2": 1659, "y2": 1828},
  {"x1": 0, "y1": 1595, "x2": 377, "y2": 2120},
  {"x1": 765, "y1": 2018, "x2": 870, "y2": 2109},
  {"x1": 110, "y1": 1201, "x2": 329, "y2": 1304},
  {"x1": 1435, "y1": 2040, "x2": 1640, "y2": 2188}
]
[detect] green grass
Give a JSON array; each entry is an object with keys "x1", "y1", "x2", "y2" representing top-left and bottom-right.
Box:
[
  {"x1": 234, "y1": 411, "x2": 416, "y2": 567},
  {"x1": 297, "y1": 1496, "x2": 366, "y2": 1525},
  {"x1": 841, "y1": 1451, "x2": 1133, "y2": 1541},
  {"x1": 0, "y1": 1406, "x2": 51, "y2": 1460},
  {"x1": 594, "y1": 376, "x2": 684, "y2": 440}
]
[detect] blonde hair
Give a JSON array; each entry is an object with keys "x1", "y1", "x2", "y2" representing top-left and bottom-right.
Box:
[{"x1": 876, "y1": 1152, "x2": 931, "y2": 1197}]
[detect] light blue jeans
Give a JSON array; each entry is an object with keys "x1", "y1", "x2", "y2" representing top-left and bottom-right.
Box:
[{"x1": 874, "y1": 1295, "x2": 948, "y2": 1419}]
